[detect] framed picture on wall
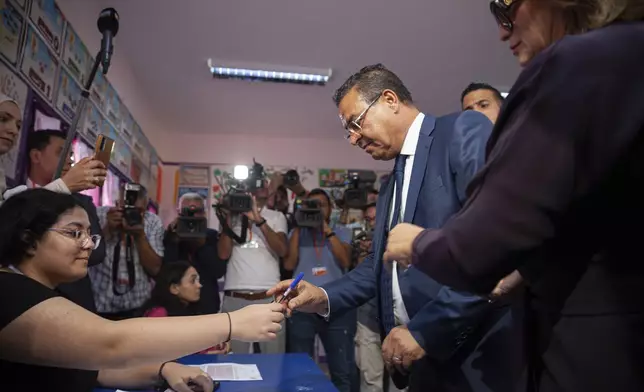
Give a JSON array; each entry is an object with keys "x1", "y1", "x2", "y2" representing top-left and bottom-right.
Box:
[
  {"x1": 61, "y1": 23, "x2": 91, "y2": 85},
  {"x1": 89, "y1": 60, "x2": 107, "y2": 111},
  {"x1": 105, "y1": 82, "x2": 121, "y2": 130},
  {"x1": 79, "y1": 101, "x2": 102, "y2": 144},
  {"x1": 20, "y1": 25, "x2": 58, "y2": 101},
  {"x1": 0, "y1": 0, "x2": 25, "y2": 65},
  {"x1": 55, "y1": 66, "x2": 81, "y2": 120},
  {"x1": 29, "y1": 0, "x2": 64, "y2": 54}
]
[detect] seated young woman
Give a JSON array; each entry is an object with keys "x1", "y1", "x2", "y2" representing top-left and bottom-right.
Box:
[
  {"x1": 0, "y1": 189, "x2": 285, "y2": 392},
  {"x1": 142, "y1": 261, "x2": 229, "y2": 354}
]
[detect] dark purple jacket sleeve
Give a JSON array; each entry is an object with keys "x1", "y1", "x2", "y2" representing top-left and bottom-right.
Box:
[{"x1": 411, "y1": 31, "x2": 644, "y2": 293}]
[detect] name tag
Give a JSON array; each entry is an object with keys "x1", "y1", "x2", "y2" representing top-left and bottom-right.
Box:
[
  {"x1": 241, "y1": 240, "x2": 259, "y2": 249},
  {"x1": 312, "y1": 266, "x2": 327, "y2": 276}
]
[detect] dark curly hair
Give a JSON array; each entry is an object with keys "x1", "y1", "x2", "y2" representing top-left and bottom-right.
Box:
[{"x1": 0, "y1": 189, "x2": 81, "y2": 266}]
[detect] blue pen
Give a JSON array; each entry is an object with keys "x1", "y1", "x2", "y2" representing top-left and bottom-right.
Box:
[{"x1": 279, "y1": 272, "x2": 304, "y2": 304}]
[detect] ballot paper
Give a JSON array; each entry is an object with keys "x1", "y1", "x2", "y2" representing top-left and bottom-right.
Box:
[{"x1": 196, "y1": 363, "x2": 263, "y2": 381}]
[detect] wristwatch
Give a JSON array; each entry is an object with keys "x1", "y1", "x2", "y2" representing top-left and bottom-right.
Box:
[
  {"x1": 256, "y1": 218, "x2": 267, "y2": 227},
  {"x1": 325, "y1": 231, "x2": 336, "y2": 239}
]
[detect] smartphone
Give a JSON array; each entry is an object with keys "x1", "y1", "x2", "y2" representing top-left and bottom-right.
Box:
[{"x1": 94, "y1": 134, "x2": 114, "y2": 186}]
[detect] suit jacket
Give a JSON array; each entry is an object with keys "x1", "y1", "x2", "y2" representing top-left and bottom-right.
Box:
[
  {"x1": 411, "y1": 22, "x2": 644, "y2": 392},
  {"x1": 323, "y1": 111, "x2": 523, "y2": 391}
]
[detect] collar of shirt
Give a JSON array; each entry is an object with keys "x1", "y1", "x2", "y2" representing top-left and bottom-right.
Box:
[
  {"x1": 399, "y1": 112, "x2": 425, "y2": 157},
  {"x1": 26, "y1": 178, "x2": 38, "y2": 189}
]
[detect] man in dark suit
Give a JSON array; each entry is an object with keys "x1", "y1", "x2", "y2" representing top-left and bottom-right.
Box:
[{"x1": 269, "y1": 64, "x2": 523, "y2": 392}]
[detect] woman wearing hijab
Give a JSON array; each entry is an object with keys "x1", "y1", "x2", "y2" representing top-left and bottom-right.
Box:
[
  {"x1": 0, "y1": 93, "x2": 22, "y2": 198},
  {"x1": 383, "y1": 1, "x2": 644, "y2": 391}
]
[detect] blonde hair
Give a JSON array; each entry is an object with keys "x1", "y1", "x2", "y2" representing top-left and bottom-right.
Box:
[{"x1": 551, "y1": 0, "x2": 644, "y2": 32}]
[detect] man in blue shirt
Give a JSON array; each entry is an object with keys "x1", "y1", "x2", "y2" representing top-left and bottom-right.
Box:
[{"x1": 282, "y1": 188, "x2": 355, "y2": 392}]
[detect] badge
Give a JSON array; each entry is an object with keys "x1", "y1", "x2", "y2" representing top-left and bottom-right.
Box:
[
  {"x1": 312, "y1": 266, "x2": 328, "y2": 276},
  {"x1": 241, "y1": 240, "x2": 259, "y2": 249}
]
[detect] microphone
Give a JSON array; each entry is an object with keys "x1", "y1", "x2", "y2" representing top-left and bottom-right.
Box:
[{"x1": 97, "y1": 8, "x2": 119, "y2": 74}]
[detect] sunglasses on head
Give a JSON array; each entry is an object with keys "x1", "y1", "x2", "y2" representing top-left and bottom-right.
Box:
[{"x1": 490, "y1": 0, "x2": 522, "y2": 32}]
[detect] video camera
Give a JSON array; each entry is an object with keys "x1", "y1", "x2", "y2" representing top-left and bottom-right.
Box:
[
  {"x1": 123, "y1": 183, "x2": 143, "y2": 226},
  {"x1": 343, "y1": 170, "x2": 377, "y2": 209},
  {"x1": 294, "y1": 198, "x2": 323, "y2": 228},
  {"x1": 219, "y1": 160, "x2": 267, "y2": 213},
  {"x1": 350, "y1": 226, "x2": 374, "y2": 267},
  {"x1": 175, "y1": 205, "x2": 207, "y2": 239}
]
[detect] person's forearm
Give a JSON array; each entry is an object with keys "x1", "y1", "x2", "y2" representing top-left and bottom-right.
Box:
[
  {"x1": 283, "y1": 230, "x2": 300, "y2": 271},
  {"x1": 106, "y1": 313, "x2": 233, "y2": 369},
  {"x1": 328, "y1": 237, "x2": 351, "y2": 269},
  {"x1": 217, "y1": 234, "x2": 233, "y2": 260},
  {"x1": 259, "y1": 224, "x2": 287, "y2": 257},
  {"x1": 135, "y1": 236, "x2": 162, "y2": 276},
  {"x1": 98, "y1": 363, "x2": 159, "y2": 389}
]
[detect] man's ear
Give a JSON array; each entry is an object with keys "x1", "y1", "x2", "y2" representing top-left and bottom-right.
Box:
[{"x1": 29, "y1": 149, "x2": 41, "y2": 166}]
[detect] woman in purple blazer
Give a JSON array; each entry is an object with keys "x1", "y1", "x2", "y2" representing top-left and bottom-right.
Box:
[{"x1": 384, "y1": 1, "x2": 644, "y2": 391}]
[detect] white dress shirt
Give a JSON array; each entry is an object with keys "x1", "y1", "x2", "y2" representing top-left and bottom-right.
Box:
[
  {"x1": 389, "y1": 112, "x2": 424, "y2": 326},
  {"x1": 320, "y1": 113, "x2": 425, "y2": 324}
]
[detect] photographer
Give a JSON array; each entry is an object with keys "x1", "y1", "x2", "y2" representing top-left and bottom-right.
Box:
[
  {"x1": 89, "y1": 183, "x2": 164, "y2": 320},
  {"x1": 217, "y1": 171, "x2": 288, "y2": 354},
  {"x1": 283, "y1": 189, "x2": 355, "y2": 392},
  {"x1": 164, "y1": 192, "x2": 225, "y2": 314}
]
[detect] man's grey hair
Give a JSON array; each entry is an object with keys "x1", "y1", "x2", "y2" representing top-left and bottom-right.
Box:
[{"x1": 177, "y1": 192, "x2": 205, "y2": 210}]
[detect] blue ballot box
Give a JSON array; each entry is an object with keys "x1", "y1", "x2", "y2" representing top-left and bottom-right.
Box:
[{"x1": 94, "y1": 353, "x2": 338, "y2": 392}]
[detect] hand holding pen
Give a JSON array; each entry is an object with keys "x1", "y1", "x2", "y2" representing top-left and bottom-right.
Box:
[{"x1": 267, "y1": 272, "x2": 330, "y2": 317}]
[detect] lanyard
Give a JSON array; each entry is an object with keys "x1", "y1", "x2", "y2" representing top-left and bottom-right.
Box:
[
  {"x1": 310, "y1": 230, "x2": 325, "y2": 263},
  {"x1": 112, "y1": 234, "x2": 136, "y2": 296}
]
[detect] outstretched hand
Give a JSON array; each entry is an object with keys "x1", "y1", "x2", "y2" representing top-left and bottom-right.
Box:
[{"x1": 266, "y1": 279, "x2": 328, "y2": 317}]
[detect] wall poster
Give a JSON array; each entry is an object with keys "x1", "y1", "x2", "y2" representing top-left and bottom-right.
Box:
[
  {"x1": 20, "y1": 25, "x2": 57, "y2": 101},
  {"x1": 55, "y1": 66, "x2": 81, "y2": 120},
  {"x1": 318, "y1": 168, "x2": 347, "y2": 188},
  {"x1": 105, "y1": 81, "x2": 121, "y2": 130},
  {"x1": 0, "y1": 0, "x2": 25, "y2": 64},
  {"x1": 0, "y1": 58, "x2": 28, "y2": 179},
  {"x1": 79, "y1": 101, "x2": 102, "y2": 144},
  {"x1": 29, "y1": 0, "x2": 64, "y2": 54},
  {"x1": 89, "y1": 60, "x2": 106, "y2": 111},
  {"x1": 61, "y1": 23, "x2": 91, "y2": 85}
]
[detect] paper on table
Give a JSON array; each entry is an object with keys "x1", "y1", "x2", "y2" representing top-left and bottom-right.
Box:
[{"x1": 196, "y1": 363, "x2": 263, "y2": 381}]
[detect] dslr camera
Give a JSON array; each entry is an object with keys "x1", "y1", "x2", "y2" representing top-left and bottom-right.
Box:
[
  {"x1": 175, "y1": 205, "x2": 207, "y2": 239},
  {"x1": 123, "y1": 183, "x2": 143, "y2": 226},
  {"x1": 351, "y1": 226, "x2": 374, "y2": 266},
  {"x1": 343, "y1": 170, "x2": 377, "y2": 209},
  {"x1": 219, "y1": 160, "x2": 267, "y2": 213},
  {"x1": 283, "y1": 169, "x2": 300, "y2": 187},
  {"x1": 294, "y1": 198, "x2": 323, "y2": 228}
]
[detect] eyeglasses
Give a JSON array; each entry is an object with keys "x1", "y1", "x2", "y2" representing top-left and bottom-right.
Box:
[
  {"x1": 490, "y1": 0, "x2": 522, "y2": 32},
  {"x1": 341, "y1": 93, "x2": 382, "y2": 142},
  {"x1": 49, "y1": 228, "x2": 102, "y2": 250}
]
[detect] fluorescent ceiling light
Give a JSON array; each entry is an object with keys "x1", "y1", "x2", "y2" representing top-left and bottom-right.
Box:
[
  {"x1": 207, "y1": 59, "x2": 332, "y2": 86},
  {"x1": 501, "y1": 92, "x2": 509, "y2": 98}
]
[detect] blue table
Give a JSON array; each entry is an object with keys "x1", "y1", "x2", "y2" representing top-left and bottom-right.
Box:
[{"x1": 94, "y1": 353, "x2": 338, "y2": 392}]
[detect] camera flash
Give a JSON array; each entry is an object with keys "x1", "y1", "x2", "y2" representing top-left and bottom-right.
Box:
[{"x1": 233, "y1": 165, "x2": 249, "y2": 180}]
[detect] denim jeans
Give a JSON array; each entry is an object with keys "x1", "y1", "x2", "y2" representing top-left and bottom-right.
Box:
[{"x1": 288, "y1": 310, "x2": 357, "y2": 392}]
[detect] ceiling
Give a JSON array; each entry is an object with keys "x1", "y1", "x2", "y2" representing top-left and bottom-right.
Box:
[{"x1": 99, "y1": 0, "x2": 520, "y2": 138}]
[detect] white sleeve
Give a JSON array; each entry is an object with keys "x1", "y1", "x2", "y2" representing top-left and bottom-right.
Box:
[
  {"x1": 42, "y1": 178, "x2": 71, "y2": 194},
  {"x1": 269, "y1": 212, "x2": 288, "y2": 234}
]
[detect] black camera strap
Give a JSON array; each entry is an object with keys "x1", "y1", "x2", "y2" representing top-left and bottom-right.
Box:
[
  {"x1": 216, "y1": 208, "x2": 249, "y2": 244},
  {"x1": 112, "y1": 234, "x2": 136, "y2": 296}
]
